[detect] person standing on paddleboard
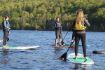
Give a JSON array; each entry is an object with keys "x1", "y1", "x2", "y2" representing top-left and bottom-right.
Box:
[
  {"x1": 2, "y1": 16, "x2": 10, "y2": 47},
  {"x1": 54, "y1": 17, "x2": 63, "y2": 47},
  {"x1": 71, "y1": 9, "x2": 90, "y2": 61}
]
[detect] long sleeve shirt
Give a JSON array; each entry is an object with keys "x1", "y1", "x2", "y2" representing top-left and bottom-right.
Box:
[
  {"x1": 4, "y1": 20, "x2": 10, "y2": 29},
  {"x1": 55, "y1": 21, "x2": 62, "y2": 28},
  {"x1": 2, "y1": 20, "x2": 10, "y2": 31}
]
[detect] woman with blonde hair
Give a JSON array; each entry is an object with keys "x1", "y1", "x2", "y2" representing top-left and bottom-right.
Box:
[{"x1": 71, "y1": 9, "x2": 90, "y2": 62}]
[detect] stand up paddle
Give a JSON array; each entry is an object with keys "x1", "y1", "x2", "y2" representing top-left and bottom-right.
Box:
[
  {"x1": 61, "y1": 31, "x2": 69, "y2": 45},
  {"x1": 59, "y1": 40, "x2": 74, "y2": 61}
]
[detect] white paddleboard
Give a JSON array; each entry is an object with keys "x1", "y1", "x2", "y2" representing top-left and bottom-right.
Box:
[
  {"x1": 67, "y1": 53, "x2": 94, "y2": 65},
  {"x1": 0, "y1": 45, "x2": 40, "y2": 50}
]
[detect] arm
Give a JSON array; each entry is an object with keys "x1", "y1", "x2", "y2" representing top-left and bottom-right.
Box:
[
  {"x1": 4, "y1": 21, "x2": 10, "y2": 30},
  {"x1": 72, "y1": 31, "x2": 75, "y2": 39},
  {"x1": 71, "y1": 21, "x2": 76, "y2": 31},
  {"x1": 84, "y1": 19, "x2": 90, "y2": 27},
  {"x1": 6, "y1": 21, "x2": 10, "y2": 28},
  {"x1": 54, "y1": 21, "x2": 57, "y2": 28},
  {"x1": 69, "y1": 20, "x2": 75, "y2": 31},
  {"x1": 4, "y1": 21, "x2": 7, "y2": 28}
]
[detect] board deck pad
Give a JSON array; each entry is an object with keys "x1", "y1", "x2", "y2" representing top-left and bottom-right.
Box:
[
  {"x1": 51, "y1": 44, "x2": 74, "y2": 48},
  {"x1": 63, "y1": 43, "x2": 75, "y2": 48},
  {"x1": 64, "y1": 43, "x2": 90, "y2": 47},
  {"x1": 64, "y1": 43, "x2": 75, "y2": 46},
  {"x1": 67, "y1": 53, "x2": 94, "y2": 65},
  {"x1": 64, "y1": 43, "x2": 84, "y2": 46},
  {"x1": 0, "y1": 45, "x2": 40, "y2": 50}
]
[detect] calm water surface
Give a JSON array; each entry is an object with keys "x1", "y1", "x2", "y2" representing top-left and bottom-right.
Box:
[{"x1": 0, "y1": 30, "x2": 105, "y2": 70}]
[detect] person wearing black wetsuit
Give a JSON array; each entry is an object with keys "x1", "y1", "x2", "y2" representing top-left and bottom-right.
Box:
[
  {"x1": 2, "y1": 16, "x2": 10, "y2": 46},
  {"x1": 55, "y1": 17, "x2": 63, "y2": 47}
]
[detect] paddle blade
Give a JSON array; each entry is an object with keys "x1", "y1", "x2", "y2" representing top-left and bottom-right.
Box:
[{"x1": 59, "y1": 52, "x2": 67, "y2": 61}]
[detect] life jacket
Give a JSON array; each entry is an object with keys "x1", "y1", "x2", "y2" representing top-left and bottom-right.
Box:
[
  {"x1": 74, "y1": 21, "x2": 86, "y2": 30},
  {"x1": 2, "y1": 21, "x2": 10, "y2": 31}
]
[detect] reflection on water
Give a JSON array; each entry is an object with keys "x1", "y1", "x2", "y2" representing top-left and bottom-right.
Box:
[
  {"x1": 72, "y1": 63, "x2": 94, "y2": 70},
  {"x1": 0, "y1": 49, "x2": 9, "y2": 64},
  {"x1": 72, "y1": 64, "x2": 88, "y2": 70}
]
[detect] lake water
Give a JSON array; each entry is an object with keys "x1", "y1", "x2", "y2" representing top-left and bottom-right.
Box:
[{"x1": 0, "y1": 30, "x2": 105, "y2": 70}]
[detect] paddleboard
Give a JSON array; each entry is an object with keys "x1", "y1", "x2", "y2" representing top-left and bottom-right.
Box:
[
  {"x1": 64, "y1": 43, "x2": 75, "y2": 46},
  {"x1": 93, "y1": 50, "x2": 105, "y2": 54},
  {"x1": 51, "y1": 44, "x2": 74, "y2": 48},
  {"x1": 67, "y1": 53, "x2": 94, "y2": 65},
  {"x1": 0, "y1": 45, "x2": 40, "y2": 50},
  {"x1": 64, "y1": 43, "x2": 90, "y2": 47},
  {"x1": 63, "y1": 43, "x2": 75, "y2": 48}
]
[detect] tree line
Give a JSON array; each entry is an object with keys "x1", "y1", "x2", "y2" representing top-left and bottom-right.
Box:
[{"x1": 0, "y1": 0, "x2": 105, "y2": 31}]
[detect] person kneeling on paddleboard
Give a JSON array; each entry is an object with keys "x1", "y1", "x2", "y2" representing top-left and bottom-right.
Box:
[
  {"x1": 71, "y1": 9, "x2": 90, "y2": 62},
  {"x1": 2, "y1": 16, "x2": 10, "y2": 48},
  {"x1": 54, "y1": 17, "x2": 63, "y2": 47}
]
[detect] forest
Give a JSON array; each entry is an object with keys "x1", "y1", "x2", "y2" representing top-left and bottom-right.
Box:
[{"x1": 0, "y1": 0, "x2": 105, "y2": 31}]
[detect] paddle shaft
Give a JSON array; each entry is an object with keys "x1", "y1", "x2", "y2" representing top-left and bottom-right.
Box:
[
  {"x1": 61, "y1": 31, "x2": 69, "y2": 44},
  {"x1": 63, "y1": 31, "x2": 69, "y2": 40},
  {"x1": 66, "y1": 41, "x2": 74, "y2": 52},
  {"x1": 59, "y1": 40, "x2": 74, "y2": 60}
]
